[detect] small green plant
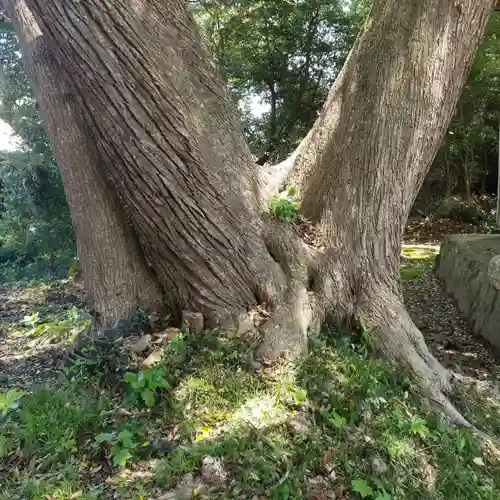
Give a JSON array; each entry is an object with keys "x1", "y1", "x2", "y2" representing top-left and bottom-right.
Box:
[
  {"x1": 124, "y1": 366, "x2": 171, "y2": 408},
  {"x1": 269, "y1": 186, "x2": 300, "y2": 222},
  {"x1": 19, "y1": 307, "x2": 89, "y2": 339},
  {"x1": 0, "y1": 390, "x2": 26, "y2": 416},
  {"x1": 352, "y1": 478, "x2": 391, "y2": 499},
  {"x1": 95, "y1": 429, "x2": 146, "y2": 468},
  {"x1": 20, "y1": 311, "x2": 40, "y2": 330},
  {"x1": 328, "y1": 409, "x2": 347, "y2": 429},
  {"x1": 409, "y1": 414, "x2": 431, "y2": 438}
]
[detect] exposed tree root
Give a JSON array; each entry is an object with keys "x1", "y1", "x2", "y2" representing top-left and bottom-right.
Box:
[{"x1": 355, "y1": 286, "x2": 473, "y2": 428}]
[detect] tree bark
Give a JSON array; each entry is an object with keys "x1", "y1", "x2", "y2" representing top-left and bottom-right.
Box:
[
  {"x1": 6, "y1": 0, "x2": 164, "y2": 327},
  {"x1": 8, "y1": 0, "x2": 499, "y2": 423},
  {"x1": 282, "y1": 0, "x2": 495, "y2": 422}
]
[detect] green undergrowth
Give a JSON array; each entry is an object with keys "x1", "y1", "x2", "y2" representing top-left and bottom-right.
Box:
[
  {"x1": 1, "y1": 327, "x2": 499, "y2": 500},
  {"x1": 400, "y1": 246, "x2": 439, "y2": 282}
]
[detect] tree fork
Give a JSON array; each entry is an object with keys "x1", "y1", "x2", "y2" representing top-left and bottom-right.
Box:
[{"x1": 7, "y1": 0, "x2": 500, "y2": 429}]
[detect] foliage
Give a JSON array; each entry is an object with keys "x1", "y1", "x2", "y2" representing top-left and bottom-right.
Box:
[
  {"x1": 94, "y1": 428, "x2": 146, "y2": 468},
  {"x1": 18, "y1": 306, "x2": 88, "y2": 338},
  {"x1": 269, "y1": 186, "x2": 300, "y2": 222},
  {"x1": 2, "y1": 319, "x2": 500, "y2": 499},
  {"x1": 190, "y1": 0, "x2": 354, "y2": 163},
  {"x1": 0, "y1": 390, "x2": 25, "y2": 416},
  {"x1": 430, "y1": 13, "x2": 500, "y2": 199},
  {"x1": 0, "y1": 20, "x2": 75, "y2": 273},
  {"x1": 124, "y1": 366, "x2": 171, "y2": 408}
]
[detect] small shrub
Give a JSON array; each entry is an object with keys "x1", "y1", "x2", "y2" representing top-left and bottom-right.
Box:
[
  {"x1": 269, "y1": 186, "x2": 300, "y2": 222},
  {"x1": 95, "y1": 428, "x2": 145, "y2": 468},
  {"x1": 124, "y1": 366, "x2": 171, "y2": 408}
]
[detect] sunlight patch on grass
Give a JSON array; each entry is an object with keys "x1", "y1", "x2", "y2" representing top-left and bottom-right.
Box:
[
  {"x1": 401, "y1": 245, "x2": 440, "y2": 281},
  {"x1": 2, "y1": 327, "x2": 500, "y2": 499}
]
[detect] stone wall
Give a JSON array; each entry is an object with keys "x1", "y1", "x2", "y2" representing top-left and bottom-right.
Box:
[{"x1": 436, "y1": 234, "x2": 500, "y2": 350}]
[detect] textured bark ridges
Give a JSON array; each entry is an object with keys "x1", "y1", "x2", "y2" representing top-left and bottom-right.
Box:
[
  {"x1": 6, "y1": 0, "x2": 500, "y2": 426},
  {"x1": 7, "y1": 0, "x2": 164, "y2": 326}
]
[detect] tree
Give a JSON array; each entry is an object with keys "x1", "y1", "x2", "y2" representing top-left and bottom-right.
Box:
[
  {"x1": 431, "y1": 13, "x2": 500, "y2": 199},
  {"x1": 2, "y1": 1, "x2": 164, "y2": 323},
  {"x1": 190, "y1": 0, "x2": 354, "y2": 163},
  {"x1": 3, "y1": 0, "x2": 498, "y2": 424},
  {"x1": 0, "y1": 18, "x2": 74, "y2": 267}
]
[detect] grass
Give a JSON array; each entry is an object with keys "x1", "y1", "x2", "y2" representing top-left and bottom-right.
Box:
[
  {"x1": 1, "y1": 327, "x2": 500, "y2": 500},
  {"x1": 400, "y1": 245, "x2": 440, "y2": 282}
]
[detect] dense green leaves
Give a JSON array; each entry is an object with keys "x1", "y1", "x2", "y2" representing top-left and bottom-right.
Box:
[
  {"x1": 0, "y1": 2, "x2": 498, "y2": 279},
  {"x1": 190, "y1": 0, "x2": 354, "y2": 162},
  {"x1": 433, "y1": 14, "x2": 500, "y2": 198},
  {"x1": 0, "y1": 20, "x2": 74, "y2": 276}
]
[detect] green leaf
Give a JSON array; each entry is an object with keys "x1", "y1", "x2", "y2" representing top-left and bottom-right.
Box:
[
  {"x1": 124, "y1": 372, "x2": 138, "y2": 387},
  {"x1": 95, "y1": 432, "x2": 115, "y2": 444},
  {"x1": 352, "y1": 479, "x2": 373, "y2": 498},
  {"x1": 0, "y1": 390, "x2": 26, "y2": 414},
  {"x1": 141, "y1": 388, "x2": 156, "y2": 408},
  {"x1": 329, "y1": 410, "x2": 347, "y2": 429},
  {"x1": 118, "y1": 430, "x2": 136, "y2": 449},
  {"x1": 291, "y1": 387, "x2": 307, "y2": 405},
  {"x1": 113, "y1": 448, "x2": 132, "y2": 468},
  {"x1": 0, "y1": 435, "x2": 9, "y2": 458}
]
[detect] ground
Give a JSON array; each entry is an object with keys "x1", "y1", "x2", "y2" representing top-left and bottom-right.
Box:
[{"x1": 1, "y1": 246, "x2": 500, "y2": 499}]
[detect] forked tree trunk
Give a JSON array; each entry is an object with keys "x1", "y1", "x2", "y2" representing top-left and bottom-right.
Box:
[
  {"x1": 8, "y1": 0, "x2": 498, "y2": 423},
  {"x1": 6, "y1": 0, "x2": 164, "y2": 327}
]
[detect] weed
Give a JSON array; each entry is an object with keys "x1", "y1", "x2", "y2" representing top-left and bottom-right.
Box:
[
  {"x1": 94, "y1": 427, "x2": 147, "y2": 468},
  {"x1": 124, "y1": 366, "x2": 171, "y2": 408},
  {"x1": 2, "y1": 326, "x2": 500, "y2": 499},
  {"x1": 269, "y1": 186, "x2": 300, "y2": 222}
]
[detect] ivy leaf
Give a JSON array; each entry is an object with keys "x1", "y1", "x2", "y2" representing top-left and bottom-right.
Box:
[
  {"x1": 95, "y1": 432, "x2": 115, "y2": 444},
  {"x1": 141, "y1": 388, "x2": 156, "y2": 408},
  {"x1": 113, "y1": 448, "x2": 132, "y2": 468},
  {"x1": 118, "y1": 430, "x2": 135, "y2": 449},
  {"x1": 352, "y1": 479, "x2": 373, "y2": 498}
]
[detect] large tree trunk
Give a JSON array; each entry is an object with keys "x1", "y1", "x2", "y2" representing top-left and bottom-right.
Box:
[
  {"x1": 280, "y1": 0, "x2": 494, "y2": 423},
  {"x1": 6, "y1": 0, "x2": 164, "y2": 327},
  {"x1": 16, "y1": 0, "x2": 290, "y2": 326},
  {"x1": 8, "y1": 0, "x2": 498, "y2": 423}
]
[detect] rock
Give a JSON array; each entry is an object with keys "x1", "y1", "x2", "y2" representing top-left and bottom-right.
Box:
[
  {"x1": 201, "y1": 456, "x2": 228, "y2": 486},
  {"x1": 437, "y1": 235, "x2": 500, "y2": 350},
  {"x1": 287, "y1": 411, "x2": 312, "y2": 434},
  {"x1": 155, "y1": 327, "x2": 181, "y2": 345},
  {"x1": 182, "y1": 311, "x2": 204, "y2": 333},
  {"x1": 130, "y1": 334, "x2": 152, "y2": 354},
  {"x1": 142, "y1": 349, "x2": 164, "y2": 367},
  {"x1": 155, "y1": 473, "x2": 196, "y2": 500},
  {"x1": 138, "y1": 438, "x2": 177, "y2": 458},
  {"x1": 369, "y1": 455, "x2": 389, "y2": 475},
  {"x1": 488, "y1": 255, "x2": 500, "y2": 290}
]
